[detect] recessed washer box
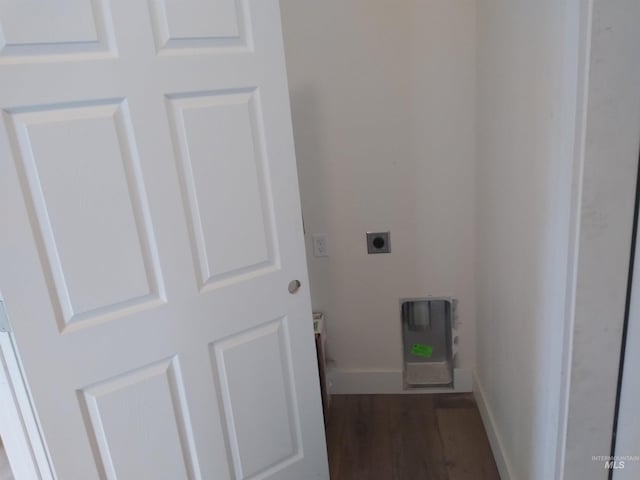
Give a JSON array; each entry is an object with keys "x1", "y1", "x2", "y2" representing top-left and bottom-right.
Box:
[
  {"x1": 401, "y1": 297, "x2": 459, "y2": 389},
  {"x1": 366, "y1": 231, "x2": 391, "y2": 254}
]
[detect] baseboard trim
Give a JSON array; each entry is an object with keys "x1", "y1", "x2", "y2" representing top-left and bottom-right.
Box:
[
  {"x1": 328, "y1": 368, "x2": 473, "y2": 394},
  {"x1": 473, "y1": 373, "x2": 514, "y2": 480}
]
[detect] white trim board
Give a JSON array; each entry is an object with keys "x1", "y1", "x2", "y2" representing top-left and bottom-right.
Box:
[
  {"x1": 559, "y1": 1, "x2": 640, "y2": 477},
  {"x1": 0, "y1": 440, "x2": 14, "y2": 480},
  {"x1": 328, "y1": 368, "x2": 472, "y2": 395},
  {"x1": 0, "y1": 334, "x2": 52, "y2": 480},
  {"x1": 474, "y1": 374, "x2": 514, "y2": 480}
]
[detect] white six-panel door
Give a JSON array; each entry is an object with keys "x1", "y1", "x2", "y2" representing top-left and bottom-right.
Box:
[{"x1": 0, "y1": 1, "x2": 328, "y2": 478}]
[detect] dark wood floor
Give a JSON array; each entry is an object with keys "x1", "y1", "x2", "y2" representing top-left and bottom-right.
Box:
[{"x1": 326, "y1": 394, "x2": 500, "y2": 480}]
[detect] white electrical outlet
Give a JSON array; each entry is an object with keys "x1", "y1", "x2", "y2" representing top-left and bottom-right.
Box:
[{"x1": 312, "y1": 234, "x2": 329, "y2": 257}]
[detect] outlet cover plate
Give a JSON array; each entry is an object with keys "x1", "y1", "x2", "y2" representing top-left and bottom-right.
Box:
[
  {"x1": 312, "y1": 233, "x2": 329, "y2": 257},
  {"x1": 367, "y1": 231, "x2": 391, "y2": 254}
]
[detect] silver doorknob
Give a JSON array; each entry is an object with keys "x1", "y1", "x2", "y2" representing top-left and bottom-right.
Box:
[{"x1": 288, "y1": 280, "x2": 301, "y2": 294}]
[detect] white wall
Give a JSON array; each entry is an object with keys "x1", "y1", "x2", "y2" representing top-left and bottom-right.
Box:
[
  {"x1": 279, "y1": 0, "x2": 477, "y2": 392},
  {"x1": 474, "y1": 0, "x2": 581, "y2": 479}
]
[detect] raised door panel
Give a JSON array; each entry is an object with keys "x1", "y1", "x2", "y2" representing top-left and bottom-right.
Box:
[
  {"x1": 148, "y1": 0, "x2": 247, "y2": 51},
  {"x1": 4, "y1": 99, "x2": 164, "y2": 332},
  {"x1": 0, "y1": 0, "x2": 115, "y2": 61},
  {"x1": 167, "y1": 89, "x2": 278, "y2": 290},
  {"x1": 211, "y1": 318, "x2": 301, "y2": 479},
  {"x1": 80, "y1": 357, "x2": 199, "y2": 480}
]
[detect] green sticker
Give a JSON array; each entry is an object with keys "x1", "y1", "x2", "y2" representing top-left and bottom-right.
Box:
[{"x1": 411, "y1": 343, "x2": 433, "y2": 358}]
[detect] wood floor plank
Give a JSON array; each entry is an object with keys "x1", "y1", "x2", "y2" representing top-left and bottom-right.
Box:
[
  {"x1": 325, "y1": 395, "x2": 348, "y2": 478},
  {"x1": 388, "y1": 395, "x2": 447, "y2": 480},
  {"x1": 433, "y1": 393, "x2": 477, "y2": 410},
  {"x1": 327, "y1": 395, "x2": 393, "y2": 480},
  {"x1": 326, "y1": 394, "x2": 500, "y2": 480},
  {"x1": 436, "y1": 406, "x2": 501, "y2": 480}
]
